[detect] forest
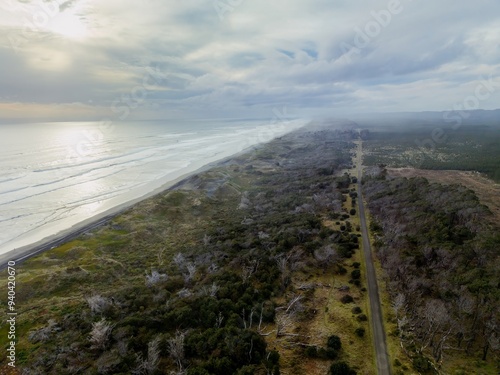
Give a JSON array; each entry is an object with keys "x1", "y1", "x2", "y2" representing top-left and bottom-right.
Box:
[
  {"x1": 363, "y1": 171, "x2": 500, "y2": 373},
  {"x1": 361, "y1": 124, "x2": 500, "y2": 182}
]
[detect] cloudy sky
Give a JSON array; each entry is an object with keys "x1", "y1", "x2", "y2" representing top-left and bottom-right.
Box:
[{"x1": 1, "y1": 0, "x2": 500, "y2": 121}]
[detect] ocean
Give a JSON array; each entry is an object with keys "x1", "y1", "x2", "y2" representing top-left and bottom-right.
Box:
[{"x1": 0, "y1": 119, "x2": 306, "y2": 257}]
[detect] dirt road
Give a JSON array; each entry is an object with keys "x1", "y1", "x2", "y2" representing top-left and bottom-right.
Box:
[{"x1": 355, "y1": 141, "x2": 392, "y2": 375}]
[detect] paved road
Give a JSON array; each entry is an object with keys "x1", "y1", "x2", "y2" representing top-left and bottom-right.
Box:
[{"x1": 356, "y1": 141, "x2": 392, "y2": 375}]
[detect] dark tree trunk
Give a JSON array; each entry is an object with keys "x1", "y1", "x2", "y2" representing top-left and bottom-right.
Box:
[{"x1": 482, "y1": 342, "x2": 489, "y2": 361}]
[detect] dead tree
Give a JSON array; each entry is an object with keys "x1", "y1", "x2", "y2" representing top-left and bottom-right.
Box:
[{"x1": 168, "y1": 331, "x2": 186, "y2": 373}]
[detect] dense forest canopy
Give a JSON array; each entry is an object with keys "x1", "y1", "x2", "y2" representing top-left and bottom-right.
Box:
[{"x1": 363, "y1": 173, "x2": 500, "y2": 372}]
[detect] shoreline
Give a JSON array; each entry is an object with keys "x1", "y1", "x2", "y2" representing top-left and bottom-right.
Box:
[{"x1": 0, "y1": 128, "x2": 298, "y2": 269}]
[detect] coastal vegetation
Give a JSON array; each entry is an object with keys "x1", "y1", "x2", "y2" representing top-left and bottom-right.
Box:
[
  {"x1": 1, "y1": 123, "x2": 498, "y2": 374},
  {"x1": 0, "y1": 127, "x2": 373, "y2": 374}
]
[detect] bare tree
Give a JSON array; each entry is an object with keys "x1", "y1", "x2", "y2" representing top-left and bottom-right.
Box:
[
  {"x1": 392, "y1": 293, "x2": 406, "y2": 317},
  {"x1": 275, "y1": 312, "x2": 294, "y2": 338},
  {"x1": 89, "y1": 318, "x2": 114, "y2": 350},
  {"x1": 177, "y1": 288, "x2": 192, "y2": 298},
  {"x1": 86, "y1": 294, "x2": 111, "y2": 316},
  {"x1": 241, "y1": 259, "x2": 259, "y2": 284},
  {"x1": 202, "y1": 234, "x2": 212, "y2": 246},
  {"x1": 200, "y1": 282, "x2": 219, "y2": 298},
  {"x1": 215, "y1": 311, "x2": 224, "y2": 328},
  {"x1": 28, "y1": 319, "x2": 59, "y2": 344},
  {"x1": 133, "y1": 336, "x2": 162, "y2": 375},
  {"x1": 173, "y1": 253, "x2": 186, "y2": 270},
  {"x1": 207, "y1": 262, "x2": 218, "y2": 274},
  {"x1": 258, "y1": 231, "x2": 270, "y2": 240},
  {"x1": 183, "y1": 262, "x2": 197, "y2": 284},
  {"x1": 209, "y1": 282, "x2": 219, "y2": 298},
  {"x1": 145, "y1": 270, "x2": 168, "y2": 287},
  {"x1": 168, "y1": 331, "x2": 186, "y2": 373},
  {"x1": 157, "y1": 247, "x2": 166, "y2": 267},
  {"x1": 418, "y1": 299, "x2": 452, "y2": 361},
  {"x1": 238, "y1": 192, "x2": 251, "y2": 209},
  {"x1": 275, "y1": 253, "x2": 292, "y2": 289},
  {"x1": 314, "y1": 245, "x2": 338, "y2": 271},
  {"x1": 285, "y1": 295, "x2": 304, "y2": 315}
]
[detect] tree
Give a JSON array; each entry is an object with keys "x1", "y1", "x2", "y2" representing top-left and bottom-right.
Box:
[
  {"x1": 184, "y1": 262, "x2": 197, "y2": 284},
  {"x1": 354, "y1": 327, "x2": 365, "y2": 337},
  {"x1": 169, "y1": 331, "x2": 186, "y2": 373},
  {"x1": 314, "y1": 245, "x2": 339, "y2": 271},
  {"x1": 86, "y1": 294, "x2": 111, "y2": 316},
  {"x1": 275, "y1": 311, "x2": 295, "y2": 338},
  {"x1": 340, "y1": 295, "x2": 354, "y2": 304},
  {"x1": 330, "y1": 361, "x2": 357, "y2": 375},
  {"x1": 133, "y1": 336, "x2": 162, "y2": 375},
  {"x1": 327, "y1": 335, "x2": 342, "y2": 351},
  {"x1": 351, "y1": 269, "x2": 361, "y2": 280},
  {"x1": 145, "y1": 270, "x2": 168, "y2": 287},
  {"x1": 89, "y1": 318, "x2": 114, "y2": 350}
]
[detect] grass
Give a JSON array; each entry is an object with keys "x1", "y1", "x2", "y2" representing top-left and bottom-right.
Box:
[{"x1": 262, "y1": 176, "x2": 375, "y2": 375}]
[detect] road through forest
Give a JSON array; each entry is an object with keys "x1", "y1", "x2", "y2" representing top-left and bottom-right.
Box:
[{"x1": 355, "y1": 141, "x2": 392, "y2": 375}]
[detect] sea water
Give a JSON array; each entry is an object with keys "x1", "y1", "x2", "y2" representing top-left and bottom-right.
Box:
[{"x1": 0, "y1": 119, "x2": 306, "y2": 255}]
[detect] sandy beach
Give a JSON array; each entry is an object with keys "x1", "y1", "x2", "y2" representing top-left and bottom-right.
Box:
[{"x1": 0, "y1": 124, "x2": 305, "y2": 268}]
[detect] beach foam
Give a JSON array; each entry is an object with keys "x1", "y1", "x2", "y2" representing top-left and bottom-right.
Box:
[{"x1": 0, "y1": 119, "x2": 306, "y2": 258}]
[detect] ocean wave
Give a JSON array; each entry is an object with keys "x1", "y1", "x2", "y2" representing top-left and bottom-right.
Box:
[{"x1": 0, "y1": 167, "x2": 127, "y2": 206}]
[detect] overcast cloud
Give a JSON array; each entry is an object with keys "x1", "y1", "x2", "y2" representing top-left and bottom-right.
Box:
[{"x1": 1, "y1": 0, "x2": 500, "y2": 121}]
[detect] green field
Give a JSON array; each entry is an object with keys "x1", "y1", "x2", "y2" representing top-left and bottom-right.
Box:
[{"x1": 361, "y1": 123, "x2": 500, "y2": 182}]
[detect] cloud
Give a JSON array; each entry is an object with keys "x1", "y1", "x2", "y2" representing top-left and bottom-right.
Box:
[{"x1": 0, "y1": 0, "x2": 500, "y2": 121}]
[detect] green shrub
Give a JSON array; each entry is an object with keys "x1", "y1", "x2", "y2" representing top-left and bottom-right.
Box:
[
  {"x1": 413, "y1": 355, "x2": 432, "y2": 374},
  {"x1": 236, "y1": 365, "x2": 257, "y2": 375},
  {"x1": 351, "y1": 306, "x2": 362, "y2": 314},
  {"x1": 357, "y1": 314, "x2": 367, "y2": 322},
  {"x1": 187, "y1": 368, "x2": 211, "y2": 375},
  {"x1": 340, "y1": 295, "x2": 354, "y2": 304},
  {"x1": 354, "y1": 327, "x2": 365, "y2": 337},
  {"x1": 317, "y1": 347, "x2": 337, "y2": 359},
  {"x1": 304, "y1": 346, "x2": 318, "y2": 357},
  {"x1": 412, "y1": 355, "x2": 432, "y2": 373},
  {"x1": 330, "y1": 361, "x2": 357, "y2": 375},
  {"x1": 327, "y1": 335, "x2": 342, "y2": 351}
]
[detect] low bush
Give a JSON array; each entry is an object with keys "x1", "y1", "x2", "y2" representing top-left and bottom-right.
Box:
[{"x1": 340, "y1": 295, "x2": 354, "y2": 304}]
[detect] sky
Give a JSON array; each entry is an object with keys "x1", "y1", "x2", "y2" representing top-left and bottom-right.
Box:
[{"x1": 1, "y1": 0, "x2": 500, "y2": 122}]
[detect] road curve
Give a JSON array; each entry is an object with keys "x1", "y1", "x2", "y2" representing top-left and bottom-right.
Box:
[{"x1": 356, "y1": 141, "x2": 392, "y2": 375}]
